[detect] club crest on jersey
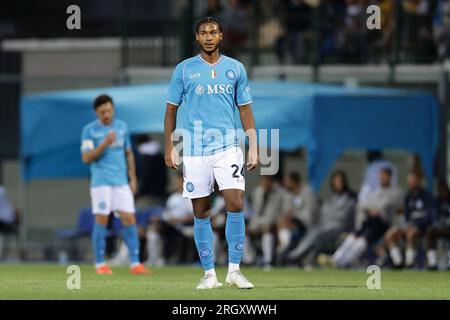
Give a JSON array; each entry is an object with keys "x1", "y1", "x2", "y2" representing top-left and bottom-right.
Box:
[
  {"x1": 210, "y1": 69, "x2": 217, "y2": 79},
  {"x1": 226, "y1": 70, "x2": 235, "y2": 80},
  {"x1": 186, "y1": 182, "x2": 195, "y2": 192}
]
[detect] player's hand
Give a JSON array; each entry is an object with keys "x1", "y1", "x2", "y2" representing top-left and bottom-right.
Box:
[
  {"x1": 165, "y1": 145, "x2": 179, "y2": 170},
  {"x1": 246, "y1": 147, "x2": 259, "y2": 171},
  {"x1": 129, "y1": 177, "x2": 137, "y2": 195},
  {"x1": 104, "y1": 131, "x2": 116, "y2": 146}
]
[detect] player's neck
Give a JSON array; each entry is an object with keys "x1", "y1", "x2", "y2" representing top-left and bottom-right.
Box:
[
  {"x1": 199, "y1": 50, "x2": 221, "y2": 65},
  {"x1": 98, "y1": 119, "x2": 113, "y2": 127}
]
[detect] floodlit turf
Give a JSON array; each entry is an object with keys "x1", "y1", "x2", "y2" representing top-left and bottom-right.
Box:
[{"x1": 0, "y1": 264, "x2": 449, "y2": 299}]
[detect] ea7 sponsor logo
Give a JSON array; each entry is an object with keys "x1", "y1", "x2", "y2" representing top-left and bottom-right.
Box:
[{"x1": 189, "y1": 73, "x2": 201, "y2": 79}]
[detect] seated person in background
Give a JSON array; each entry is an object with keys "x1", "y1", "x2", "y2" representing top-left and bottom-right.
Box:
[
  {"x1": 146, "y1": 172, "x2": 194, "y2": 266},
  {"x1": 385, "y1": 171, "x2": 435, "y2": 268},
  {"x1": 0, "y1": 185, "x2": 19, "y2": 233},
  {"x1": 321, "y1": 167, "x2": 402, "y2": 268},
  {"x1": 288, "y1": 169, "x2": 356, "y2": 266},
  {"x1": 276, "y1": 172, "x2": 318, "y2": 259},
  {"x1": 426, "y1": 179, "x2": 450, "y2": 270},
  {"x1": 248, "y1": 175, "x2": 292, "y2": 269},
  {"x1": 135, "y1": 134, "x2": 167, "y2": 207},
  {"x1": 358, "y1": 151, "x2": 398, "y2": 204}
]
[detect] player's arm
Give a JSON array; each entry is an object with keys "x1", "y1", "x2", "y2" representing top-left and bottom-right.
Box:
[
  {"x1": 238, "y1": 104, "x2": 258, "y2": 171},
  {"x1": 126, "y1": 149, "x2": 137, "y2": 195},
  {"x1": 81, "y1": 131, "x2": 115, "y2": 164},
  {"x1": 164, "y1": 103, "x2": 179, "y2": 170}
]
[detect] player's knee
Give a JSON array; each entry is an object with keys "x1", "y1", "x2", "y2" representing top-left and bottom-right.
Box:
[
  {"x1": 95, "y1": 215, "x2": 109, "y2": 225},
  {"x1": 226, "y1": 198, "x2": 243, "y2": 212},
  {"x1": 120, "y1": 214, "x2": 136, "y2": 226}
]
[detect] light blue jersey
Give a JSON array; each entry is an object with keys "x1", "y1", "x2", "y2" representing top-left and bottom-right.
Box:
[
  {"x1": 166, "y1": 54, "x2": 252, "y2": 156},
  {"x1": 81, "y1": 119, "x2": 131, "y2": 187}
]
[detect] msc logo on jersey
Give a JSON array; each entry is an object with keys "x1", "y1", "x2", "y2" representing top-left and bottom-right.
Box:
[
  {"x1": 186, "y1": 182, "x2": 195, "y2": 192},
  {"x1": 207, "y1": 84, "x2": 233, "y2": 94},
  {"x1": 226, "y1": 70, "x2": 235, "y2": 80},
  {"x1": 195, "y1": 84, "x2": 233, "y2": 96}
]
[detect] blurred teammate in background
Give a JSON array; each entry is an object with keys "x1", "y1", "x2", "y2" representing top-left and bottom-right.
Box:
[{"x1": 81, "y1": 94, "x2": 150, "y2": 275}]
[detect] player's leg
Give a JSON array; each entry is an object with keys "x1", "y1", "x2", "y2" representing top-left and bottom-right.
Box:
[
  {"x1": 332, "y1": 233, "x2": 356, "y2": 267},
  {"x1": 192, "y1": 196, "x2": 222, "y2": 289},
  {"x1": 426, "y1": 226, "x2": 440, "y2": 270},
  {"x1": 405, "y1": 224, "x2": 421, "y2": 267},
  {"x1": 183, "y1": 155, "x2": 220, "y2": 289},
  {"x1": 443, "y1": 227, "x2": 450, "y2": 269},
  {"x1": 214, "y1": 147, "x2": 253, "y2": 289},
  {"x1": 384, "y1": 226, "x2": 405, "y2": 267},
  {"x1": 114, "y1": 185, "x2": 150, "y2": 274},
  {"x1": 90, "y1": 186, "x2": 113, "y2": 274},
  {"x1": 276, "y1": 215, "x2": 294, "y2": 257},
  {"x1": 222, "y1": 189, "x2": 245, "y2": 270}
]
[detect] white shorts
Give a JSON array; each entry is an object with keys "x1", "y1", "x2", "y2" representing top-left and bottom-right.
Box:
[
  {"x1": 182, "y1": 146, "x2": 245, "y2": 199},
  {"x1": 90, "y1": 185, "x2": 135, "y2": 215}
]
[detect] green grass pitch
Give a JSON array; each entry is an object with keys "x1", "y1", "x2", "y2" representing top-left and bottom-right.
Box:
[{"x1": 0, "y1": 264, "x2": 449, "y2": 299}]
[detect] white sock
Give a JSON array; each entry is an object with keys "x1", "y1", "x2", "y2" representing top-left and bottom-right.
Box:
[
  {"x1": 277, "y1": 229, "x2": 292, "y2": 253},
  {"x1": 333, "y1": 234, "x2": 355, "y2": 264},
  {"x1": 146, "y1": 229, "x2": 162, "y2": 266},
  {"x1": 405, "y1": 248, "x2": 416, "y2": 266},
  {"x1": 131, "y1": 262, "x2": 140, "y2": 268},
  {"x1": 95, "y1": 262, "x2": 106, "y2": 268},
  {"x1": 389, "y1": 246, "x2": 403, "y2": 266},
  {"x1": 228, "y1": 263, "x2": 240, "y2": 274},
  {"x1": 205, "y1": 269, "x2": 216, "y2": 277},
  {"x1": 341, "y1": 237, "x2": 367, "y2": 267},
  {"x1": 427, "y1": 249, "x2": 437, "y2": 268},
  {"x1": 262, "y1": 233, "x2": 275, "y2": 265}
]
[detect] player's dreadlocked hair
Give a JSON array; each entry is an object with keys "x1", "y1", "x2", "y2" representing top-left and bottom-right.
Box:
[{"x1": 194, "y1": 16, "x2": 223, "y2": 34}]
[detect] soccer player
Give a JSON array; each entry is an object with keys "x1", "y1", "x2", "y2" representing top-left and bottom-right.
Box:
[
  {"x1": 81, "y1": 94, "x2": 151, "y2": 275},
  {"x1": 385, "y1": 171, "x2": 435, "y2": 268},
  {"x1": 164, "y1": 17, "x2": 258, "y2": 289}
]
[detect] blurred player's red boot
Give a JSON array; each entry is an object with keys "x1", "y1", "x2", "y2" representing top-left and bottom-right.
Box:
[
  {"x1": 130, "y1": 263, "x2": 151, "y2": 275},
  {"x1": 96, "y1": 264, "x2": 113, "y2": 275}
]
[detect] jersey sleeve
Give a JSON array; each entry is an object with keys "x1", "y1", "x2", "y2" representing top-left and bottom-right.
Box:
[
  {"x1": 80, "y1": 126, "x2": 94, "y2": 153},
  {"x1": 166, "y1": 63, "x2": 185, "y2": 106},
  {"x1": 124, "y1": 123, "x2": 132, "y2": 150},
  {"x1": 235, "y1": 62, "x2": 252, "y2": 107}
]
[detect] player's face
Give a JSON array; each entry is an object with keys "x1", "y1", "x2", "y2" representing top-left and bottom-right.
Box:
[
  {"x1": 407, "y1": 174, "x2": 421, "y2": 189},
  {"x1": 379, "y1": 170, "x2": 391, "y2": 187},
  {"x1": 96, "y1": 102, "x2": 114, "y2": 125},
  {"x1": 196, "y1": 23, "x2": 222, "y2": 54},
  {"x1": 332, "y1": 175, "x2": 344, "y2": 193}
]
